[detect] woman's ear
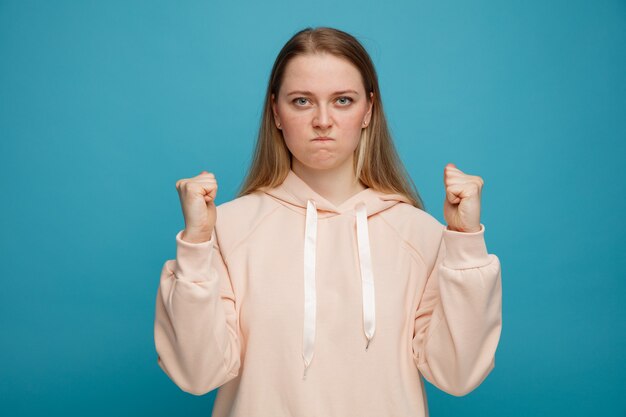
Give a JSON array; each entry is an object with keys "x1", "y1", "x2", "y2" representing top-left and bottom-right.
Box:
[
  {"x1": 271, "y1": 93, "x2": 281, "y2": 128},
  {"x1": 364, "y1": 91, "x2": 374, "y2": 125}
]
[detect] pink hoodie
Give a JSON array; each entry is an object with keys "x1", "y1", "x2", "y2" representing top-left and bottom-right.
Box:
[{"x1": 154, "y1": 169, "x2": 502, "y2": 416}]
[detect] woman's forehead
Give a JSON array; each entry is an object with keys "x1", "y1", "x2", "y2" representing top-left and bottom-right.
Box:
[{"x1": 281, "y1": 53, "x2": 364, "y2": 94}]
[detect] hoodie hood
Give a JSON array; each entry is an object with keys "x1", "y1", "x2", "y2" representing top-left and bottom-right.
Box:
[{"x1": 262, "y1": 169, "x2": 413, "y2": 380}]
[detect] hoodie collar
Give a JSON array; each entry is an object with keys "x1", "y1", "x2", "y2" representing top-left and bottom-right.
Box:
[
  {"x1": 262, "y1": 169, "x2": 412, "y2": 380},
  {"x1": 264, "y1": 169, "x2": 411, "y2": 217}
]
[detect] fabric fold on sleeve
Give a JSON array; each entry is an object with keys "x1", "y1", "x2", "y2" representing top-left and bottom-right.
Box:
[
  {"x1": 412, "y1": 223, "x2": 502, "y2": 397},
  {"x1": 154, "y1": 229, "x2": 241, "y2": 396},
  {"x1": 173, "y1": 230, "x2": 214, "y2": 281},
  {"x1": 442, "y1": 224, "x2": 491, "y2": 269}
]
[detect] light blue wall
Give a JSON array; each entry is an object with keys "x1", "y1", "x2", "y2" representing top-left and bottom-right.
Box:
[{"x1": 1, "y1": 0, "x2": 624, "y2": 416}]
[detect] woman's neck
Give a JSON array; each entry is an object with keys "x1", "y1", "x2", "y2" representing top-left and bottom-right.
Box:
[{"x1": 291, "y1": 159, "x2": 367, "y2": 207}]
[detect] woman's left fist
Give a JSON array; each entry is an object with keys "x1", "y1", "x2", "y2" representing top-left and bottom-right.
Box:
[{"x1": 443, "y1": 163, "x2": 483, "y2": 233}]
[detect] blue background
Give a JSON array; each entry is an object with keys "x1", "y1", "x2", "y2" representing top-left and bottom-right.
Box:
[{"x1": 1, "y1": 0, "x2": 624, "y2": 416}]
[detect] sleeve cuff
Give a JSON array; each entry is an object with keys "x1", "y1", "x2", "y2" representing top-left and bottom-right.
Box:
[
  {"x1": 442, "y1": 223, "x2": 491, "y2": 269},
  {"x1": 173, "y1": 229, "x2": 215, "y2": 281}
]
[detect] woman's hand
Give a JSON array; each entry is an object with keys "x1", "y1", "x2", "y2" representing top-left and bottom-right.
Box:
[
  {"x1": 443, "y1": 163, "x2": 483, "y2": 233},
  {"x1": 175, "y1": 170, "x2": 218, "y2": 243}
]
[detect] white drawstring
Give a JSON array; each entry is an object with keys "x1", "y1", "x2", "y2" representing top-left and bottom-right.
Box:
[
  {"x1": 302, "y1": 200, "x2": 317, "y2": 380},
  {"x1": 302, "y1": 199, "x2": 376, "y2": 380},
  {"x1": 355, "y1": 202, "x2": 376, "y2": 351}
]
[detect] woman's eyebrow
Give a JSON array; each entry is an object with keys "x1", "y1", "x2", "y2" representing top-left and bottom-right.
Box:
[{"x1": 286, "y1": 89, "x2": 359, "y2": 96}]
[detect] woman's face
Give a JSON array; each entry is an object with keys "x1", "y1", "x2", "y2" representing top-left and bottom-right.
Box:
[{"x1": 271, "y1": 53, "x2": 373, "y2": 172}]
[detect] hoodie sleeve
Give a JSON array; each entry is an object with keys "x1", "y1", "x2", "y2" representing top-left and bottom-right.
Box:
[
  {"x1": 412, "y1": 223, "x2": 502, "y2": 397},
  {"x1": 154, "y1": 229, "x2": 241, "y2": 396}
]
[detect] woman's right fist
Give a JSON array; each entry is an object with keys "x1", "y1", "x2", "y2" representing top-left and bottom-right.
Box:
[{"x1": 176, "y1": 171, "x2": 217, "y2": 243}]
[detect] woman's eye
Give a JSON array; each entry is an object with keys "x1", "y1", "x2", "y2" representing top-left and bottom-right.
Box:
[
  {"x1": 337, "y1": 96, "x2": 353, "y2": 105},
  {"x1": 292, "y1": 96, "x2": 353, "y2": 106}
]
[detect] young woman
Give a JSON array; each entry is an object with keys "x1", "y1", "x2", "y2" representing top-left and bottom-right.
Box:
[{"x1": 154, "y1": 27, "x2": 502, "y2": 417}]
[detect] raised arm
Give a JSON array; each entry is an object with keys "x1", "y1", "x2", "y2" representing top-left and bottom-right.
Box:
[
  {"x1": 412, "y1": 163, "x2": 502, "y2": 396},
  {"x1": 154, "y1": 170, "x2": 240, "y2": 395}
]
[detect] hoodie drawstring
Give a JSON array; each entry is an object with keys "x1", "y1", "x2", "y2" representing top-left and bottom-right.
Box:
[
  {"x1": 302, "y1": 199, "x2": 376, "y2": 380},
  {"x1": 302, "y1": 200, "x2": 317, "y2": 380},
  {"x1": 355, "y1": 201, "x2": 376, "y2": 351}
]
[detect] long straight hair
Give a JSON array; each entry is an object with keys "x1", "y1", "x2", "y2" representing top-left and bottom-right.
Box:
[{"x1": 236, "y1": 27, "x2": 425, "y2": 211}]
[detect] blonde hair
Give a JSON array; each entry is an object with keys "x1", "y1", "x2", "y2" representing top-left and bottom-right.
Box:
[{"x1": 237, "y1": 26, "x2": 425, "y2": 211}]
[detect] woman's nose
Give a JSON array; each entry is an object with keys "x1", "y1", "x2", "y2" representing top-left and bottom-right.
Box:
[{"x1": 313, "y1": 105, "x2": 332, "y2": 129}]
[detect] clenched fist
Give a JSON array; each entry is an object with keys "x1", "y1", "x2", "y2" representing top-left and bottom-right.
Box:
[
  {"x1": 443, "y1": 163, "x2": 483, "y2": 233},
  {"x1": 175, "y1": 170, "x2": 218, "y2": 243}
]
